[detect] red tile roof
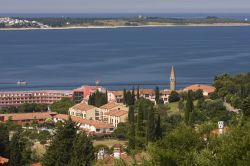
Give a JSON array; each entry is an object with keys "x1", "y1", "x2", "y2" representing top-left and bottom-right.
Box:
[
  {"x1": 0, "y1": 112, "x2": 57, "y2": 122},
  {"x1": 139, "y1": 89, "x2": 155, "y2": 95},
  {"x1": 160, "y1": 90, "x2": 171, "y2": 95},
  {"x1": 106, "y1": 110, "x2": 128, "y2": 117},
  {"x1": 111, "y1": 91, "x2": 123, "y2": 96},
  {"x1": 0, "y1": 156, "x2": 9, "y2": 164},
  {"x1": 70, "y1": 103, "x2": 96, "y2": 112},
  {"x1": 31, "y1": 162, "x2": 41, "y2": 166},
  {"x1": 54, "y1": 114, "x2": 114, "y2": 129},
  {"x1": 100, "y1": 102, "x2": 118, "y2": 109},
  {"x1": 183, "y1": 84, "x2": 215, "y2": 94}
]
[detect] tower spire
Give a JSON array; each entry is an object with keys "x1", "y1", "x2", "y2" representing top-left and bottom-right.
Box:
[{"x1": 170, "y1": 65, "x2": 176, "y2": 91}]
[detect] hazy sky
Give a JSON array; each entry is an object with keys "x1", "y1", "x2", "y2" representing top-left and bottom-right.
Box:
[{"x1": 1, "y1": 0, "x2": 250, "y2": 13}]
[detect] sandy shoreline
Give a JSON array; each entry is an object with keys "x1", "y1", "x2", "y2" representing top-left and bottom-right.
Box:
[{"x1": 1, "y1": 23, "x2": 250, "y2": 31}]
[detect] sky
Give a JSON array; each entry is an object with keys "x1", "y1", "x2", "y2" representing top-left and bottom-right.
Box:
[{"x1": 0, "y1": 0, "x2": 250, "y2": 13}]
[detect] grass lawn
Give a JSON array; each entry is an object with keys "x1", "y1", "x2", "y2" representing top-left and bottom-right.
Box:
[
  {"x1": 168, "y1": 100, "x2": 198, "y2": 116},
  {"x1": 93, "y1": 139, "x2": 128, "y2": 148},
  {"x1": 168, "y1": 102, "x2": 182, "y2": 116}
]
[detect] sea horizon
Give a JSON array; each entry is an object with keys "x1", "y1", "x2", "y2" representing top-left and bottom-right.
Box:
[{"x1": 0, "y1": 12, "x2": 250, "y2": 20}]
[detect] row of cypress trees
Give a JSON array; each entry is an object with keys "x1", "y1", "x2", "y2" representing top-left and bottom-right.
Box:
[
  {"x1": 126, "y1": 86, "x2": 163, "y2": 150},
  {"x1": 88, "y1": 90, "x2": 108, "y2": 107}
]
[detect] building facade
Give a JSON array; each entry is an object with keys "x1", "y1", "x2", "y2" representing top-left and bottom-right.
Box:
[
  {"x1": 0, "y1": 90, "x2": 73, "y2": 107},
  {"x1": 73, "y1": 85, "x2": 106, "y2": 103},
  {"x1": 69, "y1": 103, "x2": 103, "y2": 121},
  {"x1": 53, "y1": 114, "x2": 114, "y2": 134},
  {"x1": 99, "y1": 102, "x2": 128, "y2": 122}
]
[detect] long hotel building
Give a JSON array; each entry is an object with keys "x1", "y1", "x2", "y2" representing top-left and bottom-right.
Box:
[{"x1": 0, "y1": 90, "x2": 73, "y2": 107}]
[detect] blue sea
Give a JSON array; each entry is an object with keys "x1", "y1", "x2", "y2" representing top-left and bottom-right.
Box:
[{"x1": 0, "y1": 25, "x2": 250, "y2": 91}]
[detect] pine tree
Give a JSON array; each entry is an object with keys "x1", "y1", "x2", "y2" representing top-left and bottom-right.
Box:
[
  {"x1": 9, "y1": 130, "x2": 23, "y2": 166},
  {"x1": 42, "y1": 118, "x2": 78, "y2": 166},
  {"x1": 146, "y1": 106, "x2": 155, "y2": 142},
  {"x1": 155, "y1": 86, "x2": 160, "y2": 104},
  {"x1": 154, "y1": 113, "x2": 162, "y2": 140},
  {"x1": 69, "y1": 132, "x2": 95, "y2": 166}
]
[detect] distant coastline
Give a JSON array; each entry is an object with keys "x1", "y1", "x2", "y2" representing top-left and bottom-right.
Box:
[
  {"x1": 1, "y1": 16, "x2": 250, "y2": 31},
  {"x1": 1, "y1": 23, "x2": 250, "y2": 31}
]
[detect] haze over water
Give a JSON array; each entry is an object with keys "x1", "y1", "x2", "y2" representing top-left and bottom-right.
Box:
[{"x1": 0, "y1": 26, "x2": 250, "y2": 90}]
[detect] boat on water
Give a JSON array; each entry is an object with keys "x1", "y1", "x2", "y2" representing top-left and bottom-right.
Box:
[{"x1": 17, "y1": 80, "x2": 28, "y2": 86}]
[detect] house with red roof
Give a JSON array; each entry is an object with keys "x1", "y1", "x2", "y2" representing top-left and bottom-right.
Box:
[
  {"x1": 69, "y1": 103, "x2": 103, "y2": 120},
  {"x1": 183, "y1": 84, "x2": 215, "y2": 96},
  {"x1": 53, "y1": 114, "x2": 114, "y2": 134},
  {"x1": 99, "y1": 102, "x2": 128, "y2": 122},
  {"x1": 105, "y1": 109, "x2": 128, "y2": 127}
]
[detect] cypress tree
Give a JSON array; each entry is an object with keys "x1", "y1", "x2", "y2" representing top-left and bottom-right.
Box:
[
  {"x1": 185, "y1": 90, "x2": 194, "y2": 125},
  {"x1": 155, "y1": 86, "x2": 160, "y2": 104},
  {"x1": 42, "y1": 118, "x2": 78, "y2": 166},
  {"x1": 146, "y1": 106, "x2": 155, "y2": 142},
  {"x1": 9, "y1": 130, "x2": 23, "y2": 166},
  {"x1": 0, "y1": 123, "x2": 9, "y2": 157},
  {"x1": 123, "y1": 89, "x2": 127, "y2": 105},
  {"x1": 137, "y1": 86, "x2": 140, "y2": 99},
  {"x1": 88, "y1": 91, "x2": 107, "y2": 107},
  {"x1": 105, "y1": 90, "x2": 108, "y2": 103},
  {"x1": 128, "y1": 122, "x2": 136, "y2": 150},
  {"x1": 126, "y1": 91, "x2": 133, "y2": 106},
  {"x1": 69, "y1": 132, "x2": 95, "y2": 166},
  {"x1": 154, "y1": 113, "x2": 162, "y2": 140},
  {"x1": 136, "y1": 103, "x2": 144, "y2": 138},
  {"x1": 128, "y1": 106, "x2": 135, "y2": 124},
  {"x1": 132, "y1": 87, "x2": 136, "y2": 105},
  {"x1": 128, "y1": 106, "x2": 136, "y2": 150}
]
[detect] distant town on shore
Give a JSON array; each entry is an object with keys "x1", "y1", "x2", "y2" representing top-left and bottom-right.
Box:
[{"x1": 1, "y1": 16, "x2": 250, "y2": 30}]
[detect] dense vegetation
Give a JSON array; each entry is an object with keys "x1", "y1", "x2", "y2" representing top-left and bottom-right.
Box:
[
  {"x1": 112, "y1": 73, "x2": 250, "y2": 165},
  {"x1": 42, "y1": 119, "x2": 95, "y2": 166},
  {"x1": 213, "y1": 73, "x2": 250, "y2": 111},
  {"x1": 50, "y1": 98, "x2": 75, "y2": 114},
  {"x1": 0, "y1": 103, "x2": 48, "y2": 114},
  {"x1": 0, "y1": 98, "x2": 74, "y2": 114}
]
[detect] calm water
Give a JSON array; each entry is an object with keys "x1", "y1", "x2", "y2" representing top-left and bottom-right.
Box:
[{"x1": 0, "y1": 26, "x2": 250, "y2": 90}]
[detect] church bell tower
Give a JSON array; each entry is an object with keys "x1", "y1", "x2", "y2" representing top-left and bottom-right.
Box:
[{"x1": 170, "y1": 65, "x2": 176, "y2": 91}]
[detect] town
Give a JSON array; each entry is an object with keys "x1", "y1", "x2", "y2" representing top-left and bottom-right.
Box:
[
  {"x1": 2, "y1": 66, "x2": 249, "y2": 166},
  {"x1": 0, "y1": 17, "x2": 50, "y2": 29}
]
